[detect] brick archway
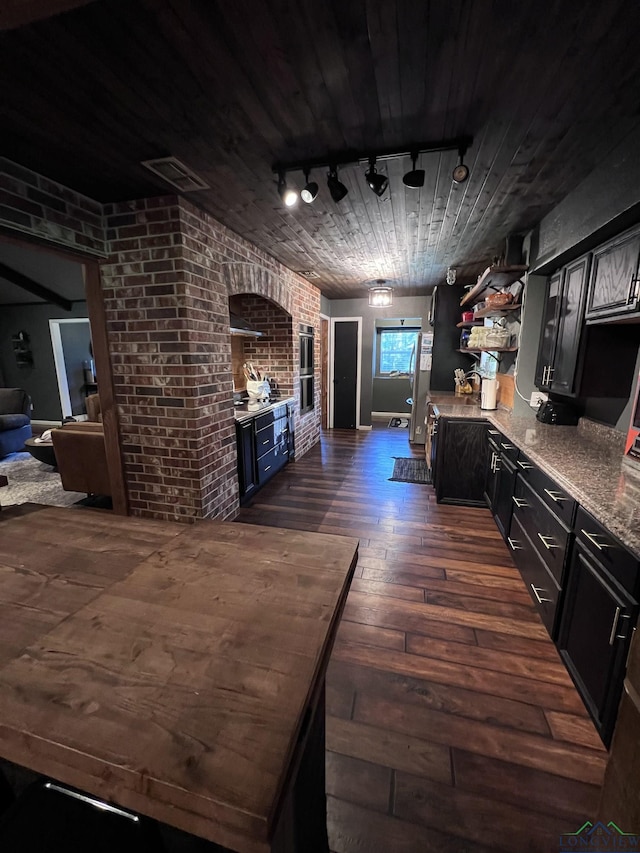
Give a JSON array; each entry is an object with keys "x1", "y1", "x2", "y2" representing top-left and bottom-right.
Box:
[{"x1": 223, "y1": 261, "x2": 293, "y2": 315}]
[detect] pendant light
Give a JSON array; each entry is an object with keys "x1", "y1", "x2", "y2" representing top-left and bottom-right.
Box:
[{"x1": 368, "y1": 280, "x2": 394, "y2": 306}]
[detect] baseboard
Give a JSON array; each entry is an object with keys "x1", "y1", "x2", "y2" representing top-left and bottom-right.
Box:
[{"x1": 371, "y1": 411, "x2": 412, "y2": 419}]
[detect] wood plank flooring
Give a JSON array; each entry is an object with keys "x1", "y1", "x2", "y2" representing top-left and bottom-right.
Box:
[{"x1": 236, "y1": 423, "x2": 607, "y2": 852}]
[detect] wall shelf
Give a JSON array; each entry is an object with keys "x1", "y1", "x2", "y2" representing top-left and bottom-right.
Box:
[
  {"x1": 456, "y1": 320, "x2": 484, "y2": 328},
  {"x1": 457, "y1": 347, "x2": 519, "y2": 354},
  {"x1": 473, "y1": 303, "x2": 522, "y2": 319},
  {"x1": 460, "y1": 266, "x2": 528, "y2": 307}
]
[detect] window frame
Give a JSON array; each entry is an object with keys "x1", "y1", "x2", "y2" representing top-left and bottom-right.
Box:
[{"x1": 375, "y1": 327, "x2": 420, "y2": 377}]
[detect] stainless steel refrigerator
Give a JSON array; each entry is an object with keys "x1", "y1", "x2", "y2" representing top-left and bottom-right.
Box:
[{"x1": 409, "y1": 331, "x2": 433, "y2": 444}]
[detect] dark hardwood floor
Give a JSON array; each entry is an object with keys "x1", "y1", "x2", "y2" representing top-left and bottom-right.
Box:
[{"x1": 236, "y1": 422, "x2": 607, "y2": 853}]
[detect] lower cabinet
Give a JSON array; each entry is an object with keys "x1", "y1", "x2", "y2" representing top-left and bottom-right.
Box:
[
  {"x1": 557, "y1": 512, "x2": 639, "y2": 746},
  {"x1": 484, "y1": 428, "x2": 518, "y2": 540},
  {"x1": 435, "y1": 418, "x2": 488, "y2": 506},
  {"x1": 236, "y1": 403, "x2": 294, "y2": 503}
]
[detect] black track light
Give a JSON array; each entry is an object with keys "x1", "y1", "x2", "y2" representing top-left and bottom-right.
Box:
[
  {"x1": 452, "y1": 149, "x2": 470, "y2": 184},
  {"x1": 301, "y1": 169, "x2": 319, "y2": 203},
  {"x1": 327, "y1": 167, "x2": 348, "y2": 203},
  {"x1": 365, "y1": 158, "x2": 388, "y2": 197},
  {"x1": 277, "y1": 170, "x2": 298, "y2": 207},
  {"x1": 403, "y1": 152, "x2": 425, "y2": 189}
]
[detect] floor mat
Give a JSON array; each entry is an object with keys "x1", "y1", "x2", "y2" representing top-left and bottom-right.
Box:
[{"x1": 389, "y1": 457, "x2": 432, "y2": 484}]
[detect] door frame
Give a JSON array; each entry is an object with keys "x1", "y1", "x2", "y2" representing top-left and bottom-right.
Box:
[
  {"x1": 319, "y1": 313, "x2": 329, "y2": 429},
  {"x1": 329, "y1": 316, "x2": 362, "y2": 429}
]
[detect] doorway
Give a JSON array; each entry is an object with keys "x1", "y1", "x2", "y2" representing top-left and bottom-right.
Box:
[{"x1": 330, "y1": 317, "x2": 361, "y2": 429}]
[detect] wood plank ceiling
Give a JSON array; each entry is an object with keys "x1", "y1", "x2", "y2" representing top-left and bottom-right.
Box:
[{"x1": 1, "y1": 0, "x2": 640, "y2": 298}]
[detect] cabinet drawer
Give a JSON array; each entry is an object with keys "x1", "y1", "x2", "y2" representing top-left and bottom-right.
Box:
[
  {"x1": 487, "y1": 429, "x2": 519, "y2": 463},
  {"x1": 257, "y1": 445, "x2": 287, "y2": 483},
  {"x1": 256, "y1": 423, "x2": 276, "y2": 455},
  {"x1": 512, "y1": 476, "x2": 571, "y2": 586},
  {"x1": 255, "y1": 410, "x2": 275, "y2": 431},
  {"x1": 574, "y1": 506, "x2": 639, "y2": 597},
  {"x1": 508, "y1": 514, "x2": 561, "y2": 639},
  {"x1": 515, "y1": 453, "x2": 576, "y2": 526}
]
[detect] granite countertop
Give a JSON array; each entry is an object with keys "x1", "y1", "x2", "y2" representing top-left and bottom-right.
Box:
[
  {"x1": 428, "y1": 393, "x2": 640, "y2": 559},
  {"x1": 233, "y1": 396, "x2": 294, "y2": 422}
]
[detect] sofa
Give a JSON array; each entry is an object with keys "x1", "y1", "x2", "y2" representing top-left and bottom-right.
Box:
[{"x1": 0, "y1": 388, "x2": 32, "y2": 458}]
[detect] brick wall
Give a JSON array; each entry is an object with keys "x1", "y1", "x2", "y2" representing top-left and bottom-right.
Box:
[
  {"x1": 0, "y1": 159, "x2": 322, "y2": 522},
  {"x1": 0, "y1": 158, "x2": 104, "y2": 255}
]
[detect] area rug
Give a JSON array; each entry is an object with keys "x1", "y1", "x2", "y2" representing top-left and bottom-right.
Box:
[
  {"x1": 0, "y1": 452, "x2": 83, "y2": 508},
  {"x1": 389, "y1": 456, "x2": 432, "y2": 484},
  {"x1": 388, "y1": 417, "x2": 410, "y2": 428}
]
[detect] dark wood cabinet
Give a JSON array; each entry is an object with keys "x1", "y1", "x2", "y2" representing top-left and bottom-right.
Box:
[
  {"x1": 535, "y1": 255, "x2": 590, "y2": 395},
  {"x1": 236, "y1": 419, "x2": 258, "y2": 501},
  {"x1": 484, "y1": 428, "x2": 517, "y2": 540},
  {"x1": 435, "y1": 418, "x2": 487, "y2": 506},
  {"x1": 558, "y1": 540, "x2": 638, "y2": 746},
  {"x1": 586, "y1": 226, "x2": 640, "y2": 322}
]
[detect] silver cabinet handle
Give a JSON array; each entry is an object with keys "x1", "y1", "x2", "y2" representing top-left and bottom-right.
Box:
[
  {"x1": 500, "y1": 442, "x2": 515, "y2": 450},
  {"x1": 264, "y1": 465, "x2": 272, "y2": 472},
  {"x1": 609, "y1": 607, "x2": 621, "y2": 645},
  {"x1": 512, "y1": 496, "x2": 528, "y2": 508},
  {"x1": 507, "y1": 537, "x2": 522, "y2": 551},
  {"x1": 488, "y1": 429, "x2": 500, "y2": 435},
  {"x1": 627, "y1": 276, "x2": 640, "y2": 304},
  {"x1": 262, "y1": 439, "x2": 270, "y2": 445},
  {"x1": 547, "y1": 366, "x2": 554, "y2": 377},
  {"x1": 541, "y1": 366, "x2": 548, "y2": 385},
  {"x1": 581, "y1": 529, "x2": 612, "y2": 550},
  {"x1": 531, "y1": 584, "x2": 552, "y2": 604},
  {"x1": 537, "y1": 533, "x2": 560, "y2": 550},
  {"x1": 517, "y1": 460, "x2": 534, "y2": 470},
  {"x1": 544, "y1": 488, "x2": 568, "y2": 503},
  {"x1": 493, "y1": 456, "x2": 501, "y2": 472}
]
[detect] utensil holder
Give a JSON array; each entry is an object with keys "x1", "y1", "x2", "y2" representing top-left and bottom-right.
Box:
[{"x1": 246, "y1": 380, "x2": 270, "y2": 400}]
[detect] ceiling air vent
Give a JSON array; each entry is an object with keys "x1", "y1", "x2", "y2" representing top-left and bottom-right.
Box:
[
  {"x1": 298, "y1": 270, "x2": 320, "y2": 279},
  {"x1": 141, "y1": 157, "x2": 209, "y2": 192}
]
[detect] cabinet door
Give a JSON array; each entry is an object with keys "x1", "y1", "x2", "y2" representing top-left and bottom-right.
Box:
[
  {"x1": 550, "y1": 254, "x2": 590, "y2": 396},
  {"x1": 494, "y1": 455, "x2": 517, "y2": 541},
  {"x1": 558, "y1": 543, "x2": 637, "y2": 745},
  {"x1": 236, "y1": 420, "x2": 257, "y2": 499},
  {"x1": 484, "y1": 431, "x2": 500, "y2": 510},
  {"x1": 586, "y1": 229, "x2": 640, "y2": 321},
  {"x1": 436, "y1": 419, "x2": 487, "y2": 506},
  {"x1": 535, "y1": 270, "x2": 562, "y2": 389}
]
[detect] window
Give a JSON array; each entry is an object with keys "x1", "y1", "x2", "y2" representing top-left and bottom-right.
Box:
[
  {"x1": 377, "y1": 328, "x2": 419, "y2": 375},
  {"x1": 299, "y1": 323, "x2": 314, "y2": 414}
]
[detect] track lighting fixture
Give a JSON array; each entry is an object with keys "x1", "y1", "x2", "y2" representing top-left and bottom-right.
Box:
[
  {"x1": 452, "y1": 148, "x2": 469, "y2": 184},
  {"x1": 327, "y1": 167, "x2": 348, "y2": 203},
  {"x1": 365, "y1": 157, "x2": 388, "y2": 197},
  {"x1": 273, "y1": 135, "x2": 472, "y2": 205},
  {"x1": 402, "y1": 152, "x2": 425, "y2": 189},
  {"x1": 277, "y1": 170, "x2": 298, "y2": 207},
  {"x1": 301, "y1": 169, "x2": 319, "y2": 203}
]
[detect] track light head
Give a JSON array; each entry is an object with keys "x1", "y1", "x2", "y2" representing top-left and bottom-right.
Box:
[
  {"x1": 365, "y1": 158, "x2": 388, "y2": 197},
  {"x1": 301, "y1": 169, "x2": 319, "y2": 203},
  {"x1": 452, "y1": 148, "x2": 469, "y2": 184},
  {"x1": 403, "y1": 153, "x2": 425, "y2": 189},
  {"x1": 277, "y1": 170, "x2": 298, "y2": 206},
  {"x1": 327, "y1": 167, "x2": 348, "y2": 203}
]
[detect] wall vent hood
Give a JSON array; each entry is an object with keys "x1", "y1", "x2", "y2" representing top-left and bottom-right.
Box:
[{"x1": 230, "y1": 312, "x2": 264, "y2": 337}]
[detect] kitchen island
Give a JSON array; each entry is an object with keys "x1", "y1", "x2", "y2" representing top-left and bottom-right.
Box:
[{"x1": 0, "y1": 504, "x2": 358, "y2": 852}]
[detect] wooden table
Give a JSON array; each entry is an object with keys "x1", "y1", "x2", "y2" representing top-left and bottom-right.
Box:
[
  {"x1": 24, "y1": 437, "x2": 57, "y2": 468},
  {"x1": 0, "y1": 505, "x2": 358, "y2": 852}
]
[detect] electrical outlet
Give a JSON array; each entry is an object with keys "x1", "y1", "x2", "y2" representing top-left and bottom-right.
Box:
[
  {"x1": 416, "y1": 425, "x2": 422, "y2": 435},
  {"x1": 530, "y1": 391, "x2": 548, "y2": 408}
]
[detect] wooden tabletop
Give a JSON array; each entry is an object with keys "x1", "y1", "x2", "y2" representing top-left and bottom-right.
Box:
[{"x1": 0, "y1": 505, "x2": 358, "y2": 852}]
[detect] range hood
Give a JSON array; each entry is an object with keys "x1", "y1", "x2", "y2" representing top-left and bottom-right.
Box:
[{"x1": 229, "y1": 312, "x2": 264, "y2": 337}]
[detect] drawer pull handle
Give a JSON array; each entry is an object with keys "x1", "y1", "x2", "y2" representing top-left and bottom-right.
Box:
[
  {"x1": 609, "y1": 607, "x2": 622, "y2": 645},
  {"x1": 507, "y1": 537, "x2": 522, "y2": 551},
  {"x1": 488, "y1": 429, "x2": 500, "y2": 435},
  {"x1": 537, "y1": 533, "x2": 560, "y2": 550},
  {"x1": 500, "y1": 443, "x2": 515, "y2": 450},
  {"x1": 530, "y1": 584, "x2": 552, "y2": 604},
  {"x1": 544, "y1": 488, "x2": 568, "y2": 503},
  {"x1": 262, "y1": 440, "x2": 270, "y2": 445},
  {"x1": 264, "y1": 465, "x2": 272, "y2": 472},
  {"x1": 512, "y1": 496, "x2": 528, "y2": 508},
  {"x1": 581, "y1": 529, "x2": 612, "y2": 550},
  {"x1": 517, "y1": 460, "x2": 534, "y2": 470}
]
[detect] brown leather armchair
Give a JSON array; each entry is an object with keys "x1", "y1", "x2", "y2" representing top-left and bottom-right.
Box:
[{"x1": 51, "y1": 421, "x2": 111, "y2": 497}]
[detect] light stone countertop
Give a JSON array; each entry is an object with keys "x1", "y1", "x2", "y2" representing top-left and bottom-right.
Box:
[
  {"x1": 428, "y1": 393, "x2": 640, "y2": 560},
  {"x1": 233, "y1": 396, "x2": 294, "y2": 422}
]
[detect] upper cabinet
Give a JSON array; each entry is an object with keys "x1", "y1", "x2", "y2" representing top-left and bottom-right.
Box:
[
  {"x1": 586, "y1": 225, "x2": 640, "y2": 323},
  {"x1": 535, "y1": 254, "x2": 590, "y2": 395}
]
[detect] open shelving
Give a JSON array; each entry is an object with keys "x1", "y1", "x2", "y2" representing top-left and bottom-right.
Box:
[{"x1": 460, "y1": 265, "x2": 528, "y2": 307}]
